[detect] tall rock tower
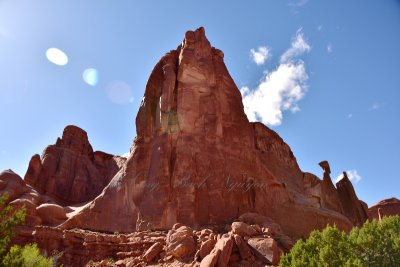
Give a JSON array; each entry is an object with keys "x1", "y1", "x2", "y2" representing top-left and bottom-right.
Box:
[{"x1": 62, "y1": 28, "x2": 355, "y2": 238}]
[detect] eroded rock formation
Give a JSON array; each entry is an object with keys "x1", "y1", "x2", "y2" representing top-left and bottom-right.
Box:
[
  {"x1": 62, "y1": 27, "x2": 353, "y2": 239},
  {"x1": 369, "y1": 197, "x2": 400, "y2": 220},
  {"x1": 336, "y1": 171, "x2": 369, "y2": 226},
  {"x1": 0, "y1": 27, "x2": 380, "y2": 267},
  {"x1": 24, "y1": 125, "x2": 125, "y2": 205}
]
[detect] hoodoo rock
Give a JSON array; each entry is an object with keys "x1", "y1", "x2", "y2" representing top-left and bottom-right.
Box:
[{"x1": 62, "y1": 27, "x2": 354, "y2": 238}]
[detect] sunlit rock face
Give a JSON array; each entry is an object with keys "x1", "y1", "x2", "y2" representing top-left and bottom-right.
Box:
[
  {"x1": 369, "y1": 197, "x2": 400, "y2": 220},
  {"x1": 62, "y1": 27, "x2": 355, "y2": 238},
  {"x1": 24, "y1": 125, "x2": 126, "y2": 205}
]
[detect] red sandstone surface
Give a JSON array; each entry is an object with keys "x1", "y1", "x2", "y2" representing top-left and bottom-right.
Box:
[
  {"x1": 369, "y1": 198, "x2": 400, "y2": 220},
  {"x1": 1, "y1": 27, "x2": 395, "y2": 267}
]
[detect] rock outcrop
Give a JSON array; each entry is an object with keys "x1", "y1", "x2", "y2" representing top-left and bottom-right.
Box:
[
  {"x1": 336, "y1": 171, "x2": 369, "y2": 226},
  {"x1": 0, "y1": 126, "x2": 125, "y2": 228},
  {"x1": 369, "y1": 197, "x2": 400, "y2": 220},
  {"x1": 24, "y1": 125, "x2": 125, "y2": 205},
  {"x1": 0, "y1": 27, "x2": 378, "y2": 266},
  {"x1": 62, "y1": 27, "x2": 354, "y2": 239}
]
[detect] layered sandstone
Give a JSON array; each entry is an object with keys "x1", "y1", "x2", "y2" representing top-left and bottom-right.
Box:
[{"x1": 62, "y1": 27, "x2": 355, "y2": 238}]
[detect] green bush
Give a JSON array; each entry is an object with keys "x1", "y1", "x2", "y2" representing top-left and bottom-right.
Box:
[
  {"x1": 0, "y1": 193, "x2": 53, "y2": 267},
  {"x1": 280, "y1": 216, "x2": 400, "y2": 267},
  {"x1": 0, "y1": 192, "x2": 25, "y2": 259},
  {"x1": 2, "y1": 244, "x2": 52, "y2": 267}
]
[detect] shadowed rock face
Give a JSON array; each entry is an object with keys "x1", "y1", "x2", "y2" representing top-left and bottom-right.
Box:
[
  {"x1": 62, "y1": 27, "x2": 354, "y2": 238},
  {"x1": 24, "y1": 125, "x2": 125, "y2": 205},
  {"x1": 336, "y1": 172, "x2": 369, "y2": 226}
]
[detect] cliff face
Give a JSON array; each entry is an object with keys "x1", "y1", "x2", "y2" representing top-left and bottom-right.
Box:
[
  {"x1": 60, "y1": 27, "x2": 357, "y2": 238},
  {"x1": 0, "y1": 27, "x2": 382, "y2": 266},
  {"x1": 24, "y1": 125, "x2": 125, "y2": 205}
]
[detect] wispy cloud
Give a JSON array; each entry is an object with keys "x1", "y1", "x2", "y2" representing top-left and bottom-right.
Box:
[
  {"x1": 336, "y1": 169, "x2": 362, "y2": 183},
  {"x1": 121, "y1": 152, "x2": 130, "y2": 158},
  {"x1": 250, "y1": 46, "x2": 271, "y2": 65},
  {"x1": 288, "y1": 0, "x2": 310, "y2": 7},
  {"x1": 242, "y1": 29, "x2": 310, "y2": 126},
  {"x1": 280, "y1": 28, "x2": 311, "y2": 64},
  {"x1": 318, "y1": 25, "x2": 323, "y2": 31}
]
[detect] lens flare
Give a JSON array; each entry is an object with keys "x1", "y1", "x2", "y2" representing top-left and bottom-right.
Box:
[
  {"x1": 82, "y1": 68, "x2": 99, "y2": 86},
  {"x1": 106, "y1": 81, "x2": 133, "y2": 104},
  {"x1": 46, "y1": 48, "x2": 68, "y2": 66}
]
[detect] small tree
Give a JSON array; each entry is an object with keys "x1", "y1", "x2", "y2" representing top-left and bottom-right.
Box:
[
  {"x1": 0, "y1": 192, "x2": 25, "y2": 259},
  {"x1": 0, "y1": 192, "x2": 53, "y2": 267},
  {"x1": 281, "y1": 216, "x2": 400, "y2": 267}
]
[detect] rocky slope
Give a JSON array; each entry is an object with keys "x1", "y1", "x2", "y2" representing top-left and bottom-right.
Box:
[{"x1": 0, "y1": 27, "x2": 379, "y2": 266}]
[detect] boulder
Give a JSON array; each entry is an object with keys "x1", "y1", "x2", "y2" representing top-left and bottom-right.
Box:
[
  {"x1": 233, "y1": 235, "x2": 254, "y2": 263},
  {"x1": 231, "y1": 222, "x2": 258, "y2": 237},
  {"x1": 143, "y1": 242, "x2": 163, "y2": 262},
  {"x1": 211, "y1": 237, "x2": 233, "y2": 267},
  {"x1": 200, "y1": 249, "x2": 220, "y2": 267},
  {"x1": 247, "y1": 237, "x2": 282, "y2": 266},
  {"x1": 198, "y1": 239, "x2": 216, "y2": 260},
  {"x1": 166, "y1": 225, "x2": 196, "y2": 259}
]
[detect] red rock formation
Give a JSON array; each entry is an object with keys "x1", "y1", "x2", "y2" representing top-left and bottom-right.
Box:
[
  {"x1": 1, "y1": 27, "x2": 376, "y2": 267},
  {"x1": 24, "y1": 125, "x2": 125, "y2": 205},
  {"x1": 369, "y1": 198, "x2": 400, "y2": 220},
  {"x1": 336, "y1": 171, "x2": 369, "y2": 226},
  {"x1": 62, "y1": 27, "x2": 353, "y2": 239}
]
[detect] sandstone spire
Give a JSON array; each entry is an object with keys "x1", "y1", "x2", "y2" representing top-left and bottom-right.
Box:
[{"x1": 61, "y1": 28, "x2": 354, "y2": 238}]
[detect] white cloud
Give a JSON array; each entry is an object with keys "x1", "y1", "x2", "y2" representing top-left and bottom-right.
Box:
[
  {"x1": 280, "y1": 28, "x2": 311, "y2": 64},
  {"x1": 242, "y1": 29, "x2": 310, "y2": 126},
  {"x1": 336, "y1": 169, "x2": 362, "y2": 183},
  {"x1": 242, "y1": 62, "x2": 308, "y2": 126},
  {"x1": 327, "y1": 43, "x2": 333, "y2": 53},
  {"x1": 121, "y1": 152, "x2": 130, "y2": 158},
  {"x1": 250, "y1": 46, "x2": 271, "y2": 65}
]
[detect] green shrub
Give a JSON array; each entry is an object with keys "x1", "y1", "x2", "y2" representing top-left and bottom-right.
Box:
[
  {"x1": 280, "y1": 216, "x2": 400, "y2": 267},
  {"x1": 0, "y1": 192, "x2": 54, "y2": 267},
  {"x1": 0, "y1": 192, "x2": 25, "y2": 259},
  {"x1": 2, "y1": 244, "x2": 53, "y2": 267}
]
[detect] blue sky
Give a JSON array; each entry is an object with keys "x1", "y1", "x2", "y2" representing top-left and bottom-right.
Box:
[{"x1": 0, "y1": 0, "x2": 399, "y2": 206}]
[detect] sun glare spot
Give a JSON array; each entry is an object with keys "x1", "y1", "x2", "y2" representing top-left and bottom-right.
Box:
[
  {"x1": 83, "y1": 68, "x2": 99, "y2": 86},
  {"x1": 106, "y1": 81, "x2": 133, "y2": 104},
  {"x1": 46, "y1": 48, "x2": 68, "y2": 66}
]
